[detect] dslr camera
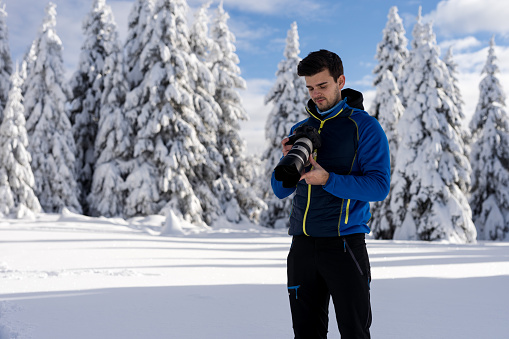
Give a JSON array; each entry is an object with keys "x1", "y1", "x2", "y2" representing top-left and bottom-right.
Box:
[{"x1": 274, "y1": 124, "x2": 322, "y2": 188}]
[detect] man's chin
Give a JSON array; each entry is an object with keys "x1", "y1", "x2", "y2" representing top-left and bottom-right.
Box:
[{"x1": 317, "y1": 103, "x2": 332, "y2": 111}]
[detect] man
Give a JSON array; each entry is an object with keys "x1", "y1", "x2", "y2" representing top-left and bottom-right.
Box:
[{"x1": 271, "y1": 50, "x2": 390, "y2": 338}]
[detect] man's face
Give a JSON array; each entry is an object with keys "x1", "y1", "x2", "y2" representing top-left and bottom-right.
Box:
[{"x1": 305, "y1": 69, "x2": 345, "y2": 112}]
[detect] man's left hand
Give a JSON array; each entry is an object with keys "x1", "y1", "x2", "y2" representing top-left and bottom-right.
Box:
[{"x1": 300, "y1": 156, "x2": 330, "y2": 186}]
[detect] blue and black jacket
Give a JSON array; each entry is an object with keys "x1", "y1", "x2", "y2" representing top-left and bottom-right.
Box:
[{"x1": 271, "y1": 89, "x2": 390, "y2": 237}]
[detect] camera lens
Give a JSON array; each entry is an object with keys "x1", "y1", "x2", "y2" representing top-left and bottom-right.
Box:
[
  {"x1": 274, "y1": 137, "x2": 312, "y2": 188},
  {"x1": 274, "y1": 125, "x2": 321, "y2": 188}
]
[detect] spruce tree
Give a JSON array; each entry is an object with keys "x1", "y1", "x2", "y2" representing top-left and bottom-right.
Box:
[
  {"x1": 371, "y1": 6, "x2": 408, "y2": 103},
  {"x1": 443, "y1": 47, "x2": 470, "y2": 143},
  {"x1": 369, "y1": 6, "x2": 408, "y2": 238},
  {"x1": 69, "y1": 0, "x2": 124, "y2": 215},
  {"x1": 390, "y1": 9, "x2": 475, "y2": 243},
  {"x1": 87, "y1": 1, "x2": 130, "y2": 218},
  {"x1": 190, "y1": 1, "x2": 213, "y2": 63},
  {"x1": 189, "y1": 1, "x2": 225, "y2": 224},
  {"x1": 260, "y1": 21, "x2": 308, "y2": 228},
  {"x1": 0, "y1": 72, "x2": 40, "y2": 217},
  {"x1": 0, "y1": 1, "x2": 12, "y2": 122},
  {"x1": 469, "y1": 37, "x2": 509, "y2": 241},
  {"x1": 124, "y1": 0, "x2": 154, "y2": 91},
  {"x1": 210, "y1": 2, "x2": 265, "y2": 223},
  {"x1": 24, "y1": 3, "x2": 81, "y2": 213},
  {"x1": 123, "y1": 0, "x2": 208, "y2": 224},
  {"x1": 370, "y1": 5, "x2": 408, "y2": 163},
  {"x1": 370, "y1": 70, "x2": 405, "y2": 239}
]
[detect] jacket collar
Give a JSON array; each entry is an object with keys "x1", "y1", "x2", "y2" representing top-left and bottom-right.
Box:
[{"x1": 305, "y1": 88, "x2": 365, "y2": 122}]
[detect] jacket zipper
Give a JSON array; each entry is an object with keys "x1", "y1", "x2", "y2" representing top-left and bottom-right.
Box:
[
  {"x1": 345, "y1": 199, "x2": 351, "y2": 224},
  {"x1": 301, "y1": 108, "x2": 344, "y2": 236}
]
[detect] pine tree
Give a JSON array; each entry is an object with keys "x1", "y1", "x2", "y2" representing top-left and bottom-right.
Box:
[
  {"x1": 0, "y1": 2, "x2": 12, "y2": 122},
  {"x1": 20, "y1": 40, "x2": 37, "y2": 92},
  {"x1": 87, "y1": 1, "x2": 130, "y2": 218},
  {"x1": 371, "y1": 6, "x2": 408, "y2": 104},
  {"x1": 369, "y1": 6, "x2": 408, "y2": 238},
  {"x1": 24, "y1": 3, "x2": 81, "y2": 213},
  {"x1": 469, "y1": 37, "x2": 509, "y2": 241},
  {"x1": 190, "y1": 1, "x2": 213, "y2": 63},
  {"x1": 369, "y1": 70, "x2": 405, "y2": 239},
  {"x1": 370, "y1": 5, "x2": 408, "y2": 160},
  {"x1": 188, "y1": 1, "x2": 225, "y2": 225},
  {"x1": 443, "y1": 47, "x2": 470, "y2": 143},
  {"x1": 390, "y1": 9, "x2": 475, "y2": 243},
  {"x1": 0, "y1": 72, "x2": 41, "y2": 217},
  {"x1": 260, "y1": 21, "x2": 308, "y2": 228},
  {"x1": 124, "y1": 0, "x2": 154, "y2": 91},
  {"x1": 210, "y1": 2, "x2": 265, "y2": 223},
  {"x1": 69, "y1": 0, "x2": 124, "y2": 215},
  {"x1": 443, "y1": 48, "x2": 463, "y2": 116},
  {"x1": 123, "y1": 0, "x2": 208, "y2": 225}
]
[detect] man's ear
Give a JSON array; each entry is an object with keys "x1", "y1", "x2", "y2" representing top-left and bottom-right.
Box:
[{"x1": 338, "y1": 75, "x2": 346, "y2": 89}]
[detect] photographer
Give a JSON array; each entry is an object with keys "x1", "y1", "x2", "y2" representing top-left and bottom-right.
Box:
[{"x1": 271, "y1": 50, "x2": 390, "y2": 338}]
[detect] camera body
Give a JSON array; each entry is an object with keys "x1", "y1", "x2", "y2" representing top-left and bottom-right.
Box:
[{"x1": 274, "y1": 125, "x2": 322, "y2": 188}]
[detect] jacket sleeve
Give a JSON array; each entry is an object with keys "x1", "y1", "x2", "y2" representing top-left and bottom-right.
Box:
[
  {"x1": 271, "y1": 170, "x2": 297, "y2": 199},
  {"x1": 322, "y1": 116, "x2": 390, "y2": 202}
]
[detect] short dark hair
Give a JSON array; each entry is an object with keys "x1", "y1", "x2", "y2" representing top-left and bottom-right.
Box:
[{"x1": 297, "y1": 49, "x2": 343, "y2": 82}]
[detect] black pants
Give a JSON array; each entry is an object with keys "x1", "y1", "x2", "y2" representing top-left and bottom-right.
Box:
[{"x1": 287, "y1": 234, "x2": 371, "y2": 339}]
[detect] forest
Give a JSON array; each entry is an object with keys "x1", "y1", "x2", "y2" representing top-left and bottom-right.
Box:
[{"x1": 0, "y1": 1, "x2": 507, "y2": 243}]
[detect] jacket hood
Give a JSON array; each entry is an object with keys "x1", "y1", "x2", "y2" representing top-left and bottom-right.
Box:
[{"x1": 341, "y1": 88, "x2": 364, "y2": 110}]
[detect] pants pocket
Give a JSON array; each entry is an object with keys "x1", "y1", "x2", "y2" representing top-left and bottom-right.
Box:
[{"x1": 344, "y1": 238, "x2": 364, "y2": 276}]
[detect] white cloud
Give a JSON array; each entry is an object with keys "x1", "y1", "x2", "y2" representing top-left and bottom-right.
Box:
[
  {"x1": 439, "y1": 36, "x2": 482, "y2": 53},
  {"x1": 350, "y1": 74, "x2": 373, "y2": 88},
  {"x1": 189, "y1": 0, "x2": 321, "y2": 16},
  {"x1": 427, "y1": 0, "x2": 509, "y2": 35}
]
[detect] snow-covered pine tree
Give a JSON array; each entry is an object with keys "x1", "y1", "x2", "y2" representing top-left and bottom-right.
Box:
[
  {"x1": 69, "y1": 0, "x2": 124, "y2": 215},
  {"x1": 443, "y1": 48, "x2": 463, "y2": 117},
  {"x1": 188, "y1": 1, "x2": 226, "y2": 225},
  {"x1": 124, "y1": 0, "x2": 154, "y2": 91},
  {"x1": 443, "y1": 47, "x2": 470, "y2": 143},
  {"x1": 87, "y1": 1, "x2": 130, "y2": 218},
  {"x1": 209, "y1": 1, "x2": 265, "y2": 223},
  {"x1": 20, "y1": 40, "x2": 37, "y2": 93},
  {"x1": 0, "y1": 167, "x2": 13, "y2": 216},
  {"x1": 369, "y1": 70, "x2": 405, "y2": 239},
  {"x1": 370, "y1": 5, "x2": 408, "y2": 160},
  {"x1": 123, "y1": 0, "x2": 208, "y2": 225},
  {"x1": 369, "y1": 6, "x2": 408, "y2": 239},
  {"x1": 390, "y1": 9, "x2": 475, "y2": 243},
  {"x1": 24, "y1": 3, "x2": 81, "y2": 213},
  {"x1": 260, "y1": 21, "x2": 308, "y2": 228},
  {"x1": 469, "y1": 37, "x2": 509, "y2": 241},
  {"x1": 371, "y1": 6, "x2": 408, "y2": 104},
  {"x1": 0, "y1": 1, "x2": 12, "y2": 122},
  {"x1": 190, "y1": 1, "x2": 213, "y2": 63},
  {"x1": 0, "y1": 72, "x2": 41, "y2": 218}
]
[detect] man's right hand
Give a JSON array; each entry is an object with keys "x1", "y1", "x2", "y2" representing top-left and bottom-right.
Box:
[{"x1": 281, "y1": 137, "x2": 292, "y2": 157}]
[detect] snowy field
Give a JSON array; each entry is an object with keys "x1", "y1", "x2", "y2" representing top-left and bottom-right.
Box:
[{"x1": 1, "y1": 212, "x2": 509, "y2": 339}]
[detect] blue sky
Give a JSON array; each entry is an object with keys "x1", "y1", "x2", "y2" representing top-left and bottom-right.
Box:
[{"x1": 4, "y1": 0, "x2": 509, "y2": 154}]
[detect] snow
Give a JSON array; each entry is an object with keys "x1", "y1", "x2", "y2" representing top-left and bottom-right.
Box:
[{"x1": 1, "y1": 212, "x2": 509, "y2": 338}]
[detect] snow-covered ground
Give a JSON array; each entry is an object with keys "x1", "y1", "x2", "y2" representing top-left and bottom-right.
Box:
[{"x1": 1, "y1": 211, "x2": 509, "y2": 339}]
